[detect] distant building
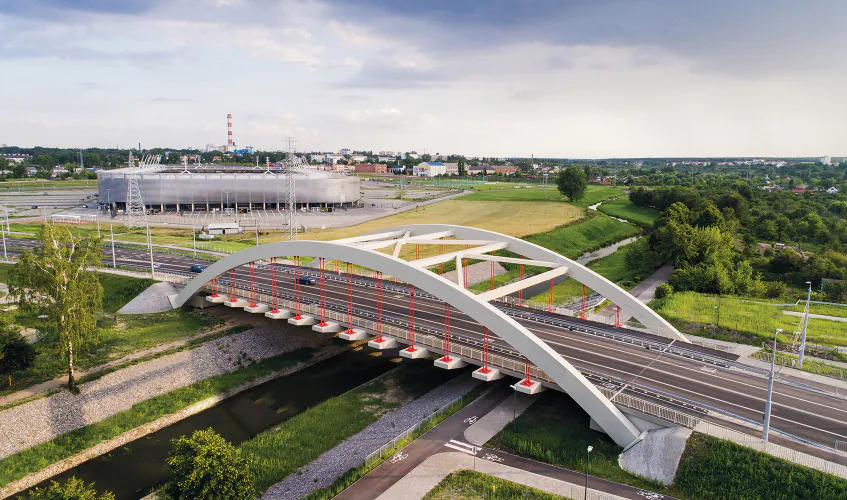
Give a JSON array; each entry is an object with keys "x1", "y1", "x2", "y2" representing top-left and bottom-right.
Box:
[
  {"x1": 339, "y1": 148, "x2": 351, "y2": 155},
  {"x1": 827, "y1": 187, "x2": 839, "y2": 194},
  {"x1": 354, "y1": 164, "x2": 387, "y2": 174},
  {"x1": 413, "y1": 162, "x2": 446, "y2": 177},
  {"x1": 494, "y1": 167, "x2": 518, "y2": 176},
  {"x1": 0, "y1": 153, "x2": 31, "y2": 163},
  {"x1": 444, "y1": 163, "x2": 459, "y2": 175},
  {"x1": 792, "y1": 184, "x2": 808, "y2": 194},
  {"x1": 822, "y1": 155, "x2": 832, "y2": 165}
]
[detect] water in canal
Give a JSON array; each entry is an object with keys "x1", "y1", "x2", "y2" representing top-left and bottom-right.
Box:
[{"x1": 16, "y1": 346, "x2": 401, "y2": 499}]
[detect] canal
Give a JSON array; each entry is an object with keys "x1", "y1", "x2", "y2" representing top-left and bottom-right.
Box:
[{"x1": 16, "y1": 346, "x2": 403, "y2": 499}]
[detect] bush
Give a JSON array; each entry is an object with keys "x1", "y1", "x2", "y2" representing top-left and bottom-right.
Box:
[
  {"x1": 765, "y1": 281, "x2": 788, "y2": 299},
  {"x1": 0, "y1": 327, "x2": 35, "y2": 388},
  {"x1": 654, "y1": 283, "x2": 673, "y2": 299},
  {"x1": 166, "y1": 428, "x2": 254, "y2": 500},
  {"x1": 26, "y1": 476, "x2": 114, "y2": 500}
]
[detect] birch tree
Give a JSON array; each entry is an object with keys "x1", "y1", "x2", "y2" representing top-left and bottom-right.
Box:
[{"x1": 9, "y1": 224, "x2": 102, "y2": 392}]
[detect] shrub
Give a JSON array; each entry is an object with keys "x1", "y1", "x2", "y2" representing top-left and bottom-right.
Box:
[
  {"x1": 25, "y1": 476, "x2": 114, "y2": 500},
  {"x1": 166, "y1": 428, "x2": 254, "y2": 500},
  {"x1": 654, "y1": 283, "x2": 673, "y2": 299},
  {"x1": 0, "y1": 327, "x2": 35, "y2": 388},
  {"x1": 765, "y1": 281, "x2": 787, "y2": 299}
]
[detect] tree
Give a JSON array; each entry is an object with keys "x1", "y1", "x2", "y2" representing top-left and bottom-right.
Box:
[
  {"x1": 556, "y1": 166, "x2": 587, "y2": 202},
  {"x1": 166, "y1": 428, "x2": 254, "y2": 500},
  {"x1": 26, "y1": 476, "x2": 114, "y2": 500},
  {"x1": 0, "y1": 325, "x2": 35, "y2": 388},
  {"x1": 9, "y1": 225, "x2": 103, "y2": 392},
  {"x1": 458, "y1": 157, "x2": 466, "y2": 177},
  {"x1": 654, "y1": 283, "x2": 673, "y2": 299}
]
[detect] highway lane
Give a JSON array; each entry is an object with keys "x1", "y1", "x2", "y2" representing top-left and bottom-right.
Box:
[{"x1": 6, "y1": 238, "x2": 847, "y2": 454}]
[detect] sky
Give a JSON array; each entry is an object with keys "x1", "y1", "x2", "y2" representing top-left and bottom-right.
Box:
[{"x1": 0, "y1": 0, "x2": 845, "y2": 158}]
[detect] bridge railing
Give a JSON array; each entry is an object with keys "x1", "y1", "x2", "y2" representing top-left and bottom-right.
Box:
[{"x1": 201, "y1": 282, "x2": 703, "y2": 430}]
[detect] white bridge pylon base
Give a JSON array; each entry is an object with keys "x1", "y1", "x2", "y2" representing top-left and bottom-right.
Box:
[{"x1": 170, "y1": 224, "x2": 687, "y2": 448}]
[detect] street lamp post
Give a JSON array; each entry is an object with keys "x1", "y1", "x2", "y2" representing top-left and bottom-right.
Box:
[
  {"x1": 798, "y1": 281, "x2": 812, "y2": 368},
  {"x1": 110, "y1": 223, "x2": 116, "y2": 268},
  {"x1": 763, "y1": 328, "x2": 782, "y2": 442},
  {"x1": 584, "y1": 445, "x2": 593, "y2": 500}
]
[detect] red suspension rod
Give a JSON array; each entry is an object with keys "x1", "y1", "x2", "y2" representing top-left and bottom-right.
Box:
[
  {"x1": 228, "y1": 269, "x2": 237, "y2": 303},
  {"x1": 408, "y1": 285, "x2": 416, "y2": 351},
  {"x1": 614, "y1": 305, "x2": 622, "y2": 328},
  {"x1": 211, "y1": 278, "x2": 218, "y2": 298},
  {"x1": 318, "y1": 258, "x2": 327, "y2": 327},
  {"x1": 346, "y1": 262, "x2": 353, "y2": 333},
  {"x1": 271, "y1": 257, "x2": 278, "y2": 313},
  {"x1": 442, "y1": 302, "x2": 452, "y2": 362},
  {"x1": 521, "y1": 357, "x2": 533, "y2": 386},
  {"x1": 293, "y1": 256, "x2": 302, "y2": 320},
  {"x1": 376, "y1": 271, "x2": 384, "y2": 342},
  {"x1": 480, "y1": 327, "x2": 490, "y2": 374},
  {"x1": 580, "y1": 284, "x2": 587, "y2": 320},
  {"x1": 462, "y1": 257, "x2": 469, "y2": 288},
  {"x1": 518, "y1": 264, "x2": 524, "y2": 305},
  {"x1": 249, "y1": 261, "x2": 257, "y2": 307},
  {"x1": 548, "y1": 279, "x2": 554, "y2": 312}
]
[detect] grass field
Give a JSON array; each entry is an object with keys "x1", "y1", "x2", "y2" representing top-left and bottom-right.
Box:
[
  {"x1": 675, "y1": 433, "x2": 847, "y2": 500},
  {"x1": 486, "y1": 391, "x2": 666, "y2": 493},
  {"x1": 461, "y1": 184, "x2": 624, "y2": 206},
  {"x1": 597, "y1": 197, "x2": 659, "y2": 227},
  {"x1": 422, "y1": 470, "x2": 571, "y2": 500},
  {"x1": 524, "y1": 212, "x2": 639, "y2": 260},
  {"x1": 0, "y1": 266, "x2": 221, "y2": 396},
  {"x1": 527, "y1": 248, "x2": 640, "y2": 305},
  {"x1": 240, "y1": 362, "x2": 460, "y2": 493},
  {"x1": 0, "y1": 348, "x2": 318, "y2": 489},
  {"x1": 653, "y1": 292, "x2": 847, "y2": 347}
]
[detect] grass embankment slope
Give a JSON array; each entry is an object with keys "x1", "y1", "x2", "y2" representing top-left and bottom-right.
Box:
[
  {"x1": 471, "y1": 212, "x2": 640, "y2": 299},
  {"x1": 675, "y1": 433, "x2": 847, "y2": 500},
  {"x1": 653, "y1": 292, "x2": 847, "y2": 347},
  {"x1": 0, "y1": 264, "x2": 220, "y2": 397},
  {"x1": 423, "y1": 470, "x2": 572, "y2": 500},
  {"x1": 597, "y1": 197, "x2": 659, "y2": 228},
  {"x1": 240, "y1": 361, "x2": 462, "y2": 493}
]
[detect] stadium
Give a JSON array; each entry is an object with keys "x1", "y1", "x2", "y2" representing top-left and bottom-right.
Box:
[{"x1": 97, "y1": 164, "x2": 360, "y2": 213}]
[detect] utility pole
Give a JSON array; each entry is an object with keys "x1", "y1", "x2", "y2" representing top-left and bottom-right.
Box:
[
  {"x1": 763, "y1": 328, "x2": 782, "y2": 442},
  {"x1": 798, "y1": 281, "x2": 812, "y2": 368},
  {"x1": 110, "y1": 223, "x2": 116, "y2": 268},
  {"x1": 96, "y1": 214, "x2": 100, "y2": 238},
  {"x1": 193, "y1": 223, "x2": 197, "y2": 257}
]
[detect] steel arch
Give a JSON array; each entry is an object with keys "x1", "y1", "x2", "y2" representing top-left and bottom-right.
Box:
[
  {"x1": 171, "y1": 238, "x2": 642, "y2": 446},
  {"x1": 365, "y1": 224, "x2": 686, "y2": 342}
]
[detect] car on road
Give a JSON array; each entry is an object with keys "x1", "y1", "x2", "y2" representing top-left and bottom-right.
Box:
[
  {"x1": 299, "y1": 276, "x2": 316, "y2": 285},
  {"x1": 189, "y1": 264, "x2": 207, "y2": 273}
]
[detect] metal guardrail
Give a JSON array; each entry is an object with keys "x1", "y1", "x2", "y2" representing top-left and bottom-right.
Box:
[{"x1": 752, "y1": 349, "x2": 847, "y2": 382}]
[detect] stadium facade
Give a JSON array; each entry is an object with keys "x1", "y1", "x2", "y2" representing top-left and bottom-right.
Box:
[{"x1": 97, "y1": 165, "x2": 360, "y2": 212}]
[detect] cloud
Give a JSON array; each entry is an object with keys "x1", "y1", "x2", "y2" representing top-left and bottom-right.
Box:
[
  {"x1": 0, "y1": 0, "x2": 160, "y2": 18},
  {"x1": 343, "y1": 107, "x2": 402, "y2": 122}
]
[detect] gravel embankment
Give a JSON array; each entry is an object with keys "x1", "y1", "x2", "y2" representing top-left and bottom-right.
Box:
[
  {"x1": 0, "y1": 325, "x2": 332, "y2": 460},
  {"x1": 263, "y1": 375, "x2": 482, "y2": 500}
]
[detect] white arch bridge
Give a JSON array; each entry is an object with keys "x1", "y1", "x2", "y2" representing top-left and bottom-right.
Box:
[{"x1": 172, "y1": 224, "x2": 688, "y2": 447}]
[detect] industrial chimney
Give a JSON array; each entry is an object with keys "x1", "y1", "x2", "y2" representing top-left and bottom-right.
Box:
[{"x1": 227, "y1": 114, "x2": 234, "y2": 148}]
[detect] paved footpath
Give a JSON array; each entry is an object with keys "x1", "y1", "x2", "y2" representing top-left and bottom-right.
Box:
[{"x1": 336, "y1": 385, "x2": 673, "y2": 500}]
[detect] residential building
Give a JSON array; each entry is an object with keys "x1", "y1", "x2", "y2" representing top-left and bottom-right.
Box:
[
  {"x1": 495, "y1": 167, "x2": 518, "y2": 175},
  {"x1": 827, "y1": 186, "x2": 839, "y2": 194},
  {"x1": 354, "y1": 163, "x2": 388, "y2": 174},
  {"x1": 413, "y1": 162, "x2": 447, "y2": 177},
  {"x1": 0, "y1": 153, "x2": 31, "y2": 163},
  {"x1": 444, "y1": 163, "x2": 459, "y2": 175}
]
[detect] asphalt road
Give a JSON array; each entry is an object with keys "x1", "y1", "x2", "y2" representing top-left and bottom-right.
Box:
[{"x1": 4, "y1": 238, "x2": 847, "y2": 461}]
